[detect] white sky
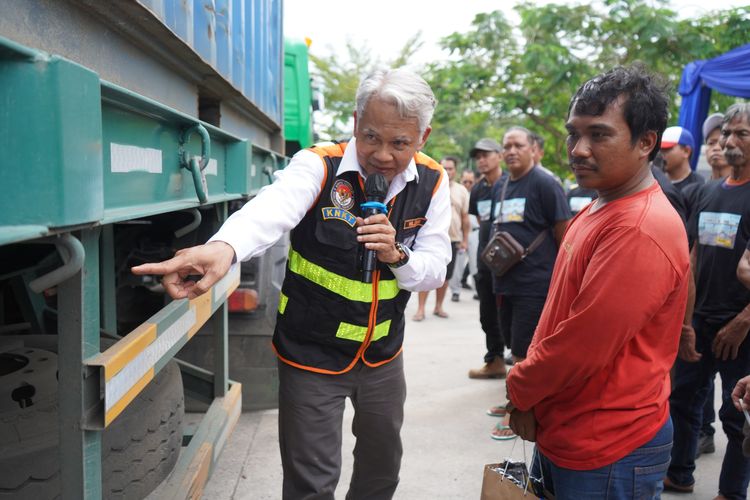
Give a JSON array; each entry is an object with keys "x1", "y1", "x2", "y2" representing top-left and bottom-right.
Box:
[{"x1": 284, "y1": 0, "x2": 749, "y2": 66}]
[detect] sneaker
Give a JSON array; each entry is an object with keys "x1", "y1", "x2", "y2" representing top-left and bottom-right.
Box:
[
  {"x1": 468, "y1": 358, "x2": 507, "y2": 379},
  {"x1": 695, "y1": 433, "x2": 715, "y2": 458},
  {"x1": 451, "y1": 293, "x2": 459, "y2": 302},
  {"x1": 461, "y1": 282, "x2": 472, "y2": 290},
  {"x1": 504, "y1": 354, "x2": 515, "y2": 366}
]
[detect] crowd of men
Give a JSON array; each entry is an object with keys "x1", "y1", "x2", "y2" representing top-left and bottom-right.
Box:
[
  {"x1": 452, "y1": 96, "x2": 750, "y2": 498},
  {"x1": 133, "y1": 65, "x2": 750, "y2": 499}
]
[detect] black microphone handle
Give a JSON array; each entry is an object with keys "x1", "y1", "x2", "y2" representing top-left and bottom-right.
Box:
[{"x1": 361, "y1": 207, "x2": 381, "y2": 283}]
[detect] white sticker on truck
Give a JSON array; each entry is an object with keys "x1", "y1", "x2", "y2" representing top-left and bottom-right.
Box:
[{"x1": 110, "y1": 143, "x2": 163, "y2": 173}]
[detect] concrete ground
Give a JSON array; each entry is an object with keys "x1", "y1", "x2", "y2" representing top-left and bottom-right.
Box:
[{"x1": 202, "y1": 291, "x2": 729, "y2": 499}]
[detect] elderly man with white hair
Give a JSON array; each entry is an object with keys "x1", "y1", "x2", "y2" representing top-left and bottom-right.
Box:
[{"x1": 132, "y1": 68, "x2": 451, "y2": 499}]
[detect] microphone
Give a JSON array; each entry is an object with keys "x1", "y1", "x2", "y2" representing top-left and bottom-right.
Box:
[{"x1": 360, "y1": 173, "x2": 389, "y2": 283}]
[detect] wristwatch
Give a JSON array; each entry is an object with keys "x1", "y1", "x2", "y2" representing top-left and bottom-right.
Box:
[{"x1": 388, "y1": 242, "x2": 410, "y2": 268}]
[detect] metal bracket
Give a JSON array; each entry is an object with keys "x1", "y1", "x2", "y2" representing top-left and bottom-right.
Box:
[
  {"x1": 179, "y1": 124, "x2": 211, "y2": 204},
  {"x1": 29, "y1": 234, "x2": 85, "y2": 294}
]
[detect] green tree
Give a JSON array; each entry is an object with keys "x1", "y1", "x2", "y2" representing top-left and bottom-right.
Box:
[
  {"x1": 309, "y1": 33, "x2": 424, "y2": 140},
  {"x1": 424, "y1": 1, "x2": 750, "y2": 176}
]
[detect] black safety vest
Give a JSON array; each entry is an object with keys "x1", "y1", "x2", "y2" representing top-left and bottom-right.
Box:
[{"x1": 272, "y1": 142, "x2": 443, "y2": 374}]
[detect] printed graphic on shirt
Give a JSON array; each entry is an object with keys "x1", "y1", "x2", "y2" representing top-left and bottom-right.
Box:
[
  {"x1": 569, "y1": 196, "x2": 593, "y2": 213},
  {"x1": 477, "y1": 200, "x2": 492, "y2": 221},
  {"x1": 404, "y1": 217, "x2": 427, "y2": 230},
  {"x1": 331, "y1": 179, "x2": 355, "y2": 210},
  {"x1": 498, "y1": 198, "x2": 526, "y2": 223},
  {"x1": 322, "y1": 207, "x2": 357, "y2": 227},
  {"x1": 698, "y1": 211, "x2": 742, "y2": 249}
]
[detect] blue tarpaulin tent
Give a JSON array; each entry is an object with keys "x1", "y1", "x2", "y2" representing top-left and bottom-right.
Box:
[{"x1": 678, "y1": 43, "x2": 750, "y2": 168}]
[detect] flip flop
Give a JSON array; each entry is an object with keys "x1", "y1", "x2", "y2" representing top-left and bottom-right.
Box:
[
  {"x1": 490, "y1": 423, "x2": 517, "y2": 441},
  {"x1": 412, "y1": 312, "x2": 425, "y2": 322},
  {"x1": 433, "y1": 311, "x2": 449, "y2": 318},
  {"x1": 486, "y1": 405, "x2": 508, "y2": 417}
]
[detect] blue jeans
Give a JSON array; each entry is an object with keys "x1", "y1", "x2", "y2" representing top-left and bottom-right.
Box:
[
  {"x1": 531, "y1": 418, "x2": 673, "y2": 500},
  {"x1": 668, "y1": 317, "x2": 750, "y2": 499}
]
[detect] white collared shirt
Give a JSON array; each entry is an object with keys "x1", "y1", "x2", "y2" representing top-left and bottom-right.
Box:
[{"x1": 210, "y1": 138, "x2": 451, "y2": 291}]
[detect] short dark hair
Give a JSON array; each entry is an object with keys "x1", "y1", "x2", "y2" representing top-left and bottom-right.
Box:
[
  {"x1": 504, "y1": 126, "x2": 533, "y2": 144},
  {"x1": 568, "y1": 64, "x2": 669, "y2": 161},
  {"x1": 441, "y1": 155, "x2": 460, "y2": 168},
  {"x1": 530, "y1": 132, "x2": 545, "y2": 150}
]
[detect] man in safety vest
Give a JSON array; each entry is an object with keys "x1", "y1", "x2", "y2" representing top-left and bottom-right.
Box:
[{"x1": 132, "y1": 68, "x2": 451, "y2": 499}]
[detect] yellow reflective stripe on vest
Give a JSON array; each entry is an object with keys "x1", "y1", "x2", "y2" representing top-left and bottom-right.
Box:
[
  {"x1": 288, "y1": 248, "x2": 399, "y2": 302},
  {"x1": 336, "y1": 320, "x2": 392, "y2": 343},
  {"x1": 278, "y1": 292, "x2": 288, "y2": 314}
]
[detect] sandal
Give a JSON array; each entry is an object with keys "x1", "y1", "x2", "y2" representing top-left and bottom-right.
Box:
[
  {"x1": 412, "y1": 312, "x2": 425, "y2": 322},
  {"x1": 490, "y1": 422, "x2": 517, "y2": 441},
  {"x1": 486, "y1": 404, "x2": 508, "y2": 417},
  {"x1": 433, "y1": 310, "x2": 449, "y2": 318}
]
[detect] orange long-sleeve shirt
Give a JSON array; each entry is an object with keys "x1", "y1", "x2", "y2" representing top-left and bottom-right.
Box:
[{"x1": 506, "y1": 182, "x2": 689, "y2": 470}]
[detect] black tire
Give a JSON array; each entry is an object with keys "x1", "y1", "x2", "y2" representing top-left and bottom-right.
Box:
[{"x1": 0, "y1": 336, "x2": 184, "y2": 499}]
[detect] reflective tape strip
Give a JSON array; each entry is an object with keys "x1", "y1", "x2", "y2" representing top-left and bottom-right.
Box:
[
  {"x1": 102, "y1": 323, "x2": 157, "y2": 382},
  {"x1": 110, "y1": 143, "x2": 162, "y2": 173},
  {"x1": 90, "y1": 265, "x2": 246, "y2": 427},
  {"x1": 105, "y1": 368, "x2": 154, "y2": 427},
  {"x1": 212, "y1": 263, "x2": 240, "y2": 307},
  {"x1": 288, "y1": 249, "x2": 399, "y2": 302},
  {"x1": 278, "y1": 292, "x2": 288, "y2": 314},
  {"x1": 336, "y1": 319, "x2": 391, "y2": 343},
  {"x1": 104, "y1": 308, "x2": 196, "y2": 423}
]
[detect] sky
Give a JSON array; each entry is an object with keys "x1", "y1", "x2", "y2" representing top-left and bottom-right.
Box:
[{"x1": 284, "y1": 0, "x2": 748, "y2": 66}]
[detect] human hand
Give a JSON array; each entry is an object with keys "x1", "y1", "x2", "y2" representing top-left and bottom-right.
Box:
[
  {"x1": 678, "y1": 324, "x2": 702, "y2": 362},
  {"x1": 509, "y1": 408, "x2": 537, "y2": 442},
  {"x1": 459, "y1": 240, "x2": 468, "y2": 252},
  {"x1": 713, "y1": 316, "x2": 750, "y2": 361},
  {"x1": 733, "y1": 375, "x2": 750, "y2": 412},
  {"x1": 131, "y1": 241, "x2": 235, "y2": 299},
  {"x1": 355, "y1": 214, "x2": 400, "y2": 264}
]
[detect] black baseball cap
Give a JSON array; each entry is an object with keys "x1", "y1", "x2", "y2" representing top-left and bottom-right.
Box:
[{"x1": 470, "y1": 138, "x2": 502, "y2": 158}]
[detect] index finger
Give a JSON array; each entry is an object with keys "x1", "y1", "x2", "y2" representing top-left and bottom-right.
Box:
[{"x1": 132, "y1": 255, "x2": 186, "y2": 276}]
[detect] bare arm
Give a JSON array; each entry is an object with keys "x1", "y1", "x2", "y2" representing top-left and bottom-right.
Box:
[
  {"x1": 678, "y1": 246, "x2": 701, "y2": 362},
  {"x1": 738, "y1": 249, "x2": 750, "y2": 289},
  {"x1": 553, "y1": 219, "x2": 569, "y2": 247}
]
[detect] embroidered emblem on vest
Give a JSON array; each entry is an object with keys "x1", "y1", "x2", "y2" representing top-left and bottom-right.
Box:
[
  {"x1": 403, "y1": 217, "x2": 427, "y2": 230},
  {"x1": 331, "y1": 179, "x2": 355, "y2": 210},
  {"x1": 322, "y1": 207, "x2": 357, "y2": 227}
]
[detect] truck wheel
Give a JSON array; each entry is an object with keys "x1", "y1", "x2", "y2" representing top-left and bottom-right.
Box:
[{"x1": 0, "y1": 336, "x2": 184, "y2": 499}]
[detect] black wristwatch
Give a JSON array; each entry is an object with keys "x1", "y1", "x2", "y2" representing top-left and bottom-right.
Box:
[{"x1": 388, "y1": 242, "x2": 410, "y2": 268}]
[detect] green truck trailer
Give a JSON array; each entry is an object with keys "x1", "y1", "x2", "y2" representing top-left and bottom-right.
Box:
[{"x1": 0, "y1": 1, "x2": 314, "y2": 498}]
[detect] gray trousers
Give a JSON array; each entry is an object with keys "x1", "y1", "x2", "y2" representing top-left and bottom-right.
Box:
[{"x1": 278, "y1": 355, "x2": 407, "y2": 500}]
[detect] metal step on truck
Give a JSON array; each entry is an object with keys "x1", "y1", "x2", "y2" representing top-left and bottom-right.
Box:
[{"x1": 0, "y1": 1, "x2": 313, "y2": 498}]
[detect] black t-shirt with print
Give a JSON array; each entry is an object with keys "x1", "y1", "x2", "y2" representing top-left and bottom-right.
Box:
[
  {"x1": 689, "y1": 179, "x2": 750, "y2": 324},
  {"x1": 490, "y1": 166, "x2": 572, "y2": 297},
  {"x1": 567, "y1": 186, "x2": 598, "y2": 215},
  {"x1": 469, "y1": 172, "x2": 507, "y2": 272}
]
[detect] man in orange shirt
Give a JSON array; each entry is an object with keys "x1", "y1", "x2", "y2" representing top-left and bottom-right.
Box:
[{"x1": 505, "y1": 65, "x2": 690, "y2": 498}]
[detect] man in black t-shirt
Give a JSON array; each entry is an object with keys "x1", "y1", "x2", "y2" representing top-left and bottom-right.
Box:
[
  {"x1": 660, "y1": 126, "x2": 705, "y2": 192},
  {"x1": 487, "y1": 126, "x2": 571, "y2": 441},
  {"x1": 667, "y1": 104, "x2": 750, "y2": 498},
  {"x1": 467, "y1": 138, "x2": 507, "y2": 380},
  {"x1": 492, "y1": 126, "x2": 571, "y2": 361}
]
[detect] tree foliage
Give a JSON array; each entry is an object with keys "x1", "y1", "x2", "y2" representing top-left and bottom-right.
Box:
[
  {"x1": 307, "y1": 1, "x2": 750, "y2": 176},
  {"x1": 309, "y1": 33, "x2": 424, "y2": 140},
  {"x1": 425, "y1": 0, "x2": 750, "y2": 175}
]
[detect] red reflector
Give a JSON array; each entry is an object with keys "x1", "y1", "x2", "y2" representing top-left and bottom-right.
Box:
[{"x1": 228, "y1": 288, "x2": 259, "y2": 312}]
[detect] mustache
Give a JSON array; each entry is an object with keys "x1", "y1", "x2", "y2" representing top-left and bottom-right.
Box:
[{"x1": 568, "y1": 156, "x2": 596, "y2": 169}]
